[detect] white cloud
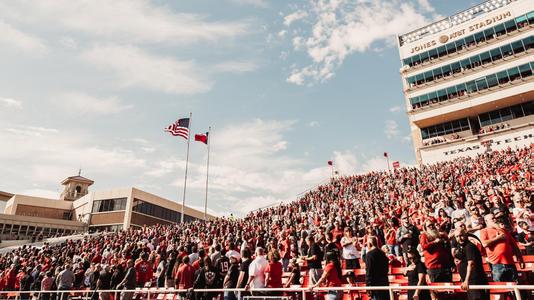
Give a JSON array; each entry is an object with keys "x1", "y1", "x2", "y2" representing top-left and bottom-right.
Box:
[
  {"x1": 0, "y1": 20, "x2": 47, "y2": 54},
  {"x1": 418, "y1": 0, "x2": 435, "y2": 13},
  {"x1": 284, "y1": 0, "x2": 435, "y2": 85},
  {"x1": 81, "y1": 45, "x2": 212, "y2": 95},
  {"x1": 389, "y1": 106, "x2": 401, "y2": 113},
  {"x1": 0, "y1": 0, "x2": 249, "y2": 45},
  {"x1": 53, "y1": 92, "x2": 133, "y2": 115},
  {"x1": 284, "y1": 10, "x2": 308, "y2": 27},
  {"x1": 0, "y1": 97, "x2": 23, "y2": 109},
  {"x1": 384, "y1": 120, "x2": 400, "y2": 139},
  {"x1": 228, "y1": 0, "x2": 268, "y2": 7},
  {"x1": 58, "y1": 37, "x2": 78, "y2": 49},
  {"x1": 0, "y1": 124, "x2": 147, "y2": 189},
  {"x1": 278, "y1": 30, "x2": 287, "y2": 38},
  {"x1": 307, "y1": 121, "x2": 319, "y2": 127},
  {"x1": 332, "y1": 151, "x2": 358, "y2": 175},
  {"x1": 212, "y1": 61, "x2": 258, "y2": 74}
]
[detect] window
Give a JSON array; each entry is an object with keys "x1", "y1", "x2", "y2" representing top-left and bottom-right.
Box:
[
  {"x1": 515, "y1": 15, "x2": 528, "y2": 28},
  {"x1": 494, "y1": 23, "x2": 506, "y2": 36},
  {"x1": 451, "y1": 62, "x2": 461, "y2": 74},
  {"x1": 497, "y1": 70, "x2": 509, "y2": 84},
  {"x1": 529, "y1": 12, "x2": 534, "y2": 25},
  {"x1": 420, "y1": 118, "x2": 470, "y2": 139},
  {"x1": 474, "y1": 32, "x2": 485, "y2": 44},
  {"x1": 429, "y1": 49, "x2": 438, "y2": 60},
  {"x1": 475, "y1": 78, "x2": 488, "y2": 91},
  {"x1": 446, "y1": 42, "x2": 457, "y2": 55},
  {"x1": 483, "y1": 28, "x2": 495, "y2": 42},
  {"x1": 477, "y1": 101, "x2": 533, "y2": 127},
  {"x1": 508, "y1": 67, "x2": 520, "y2": 81},
  {"x1": 511, "y1": 40, "x2": 525, "y2": 54},
  {"x1": 490, "y1": 48, "x2": 502, "y2": 61},
  {"x1": 455, "y1": 39, "x2": 466, "y2": 52},
  {"x1": 437, "y1": 46, "x2": 448, "y2": 57},
  {"x1": 486, "y1": 74, "x2": 498, "y2": 88},
  {"x1": 504, "y1": 20, "x2": 517, "y2": 33},
  {"x1": 92, "y1": 198, "x2": 127, "y2": 213},
  {"x1": 519, "y1": 63, "x2": 532, "y2": 78},
  {"x1": 132, "y1": 199, "x2": 186, "y2": 223},
  {"x1": 466, "y1": 80, "x2": 477, "y2": 94},
  {"x1": 480, "y1": 51, "x2": 492, "y2": 65}
]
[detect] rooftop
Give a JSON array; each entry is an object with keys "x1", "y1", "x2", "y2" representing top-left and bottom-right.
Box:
[{"x1": 399, "y1": 0, "x2": 516, "y2": 46}]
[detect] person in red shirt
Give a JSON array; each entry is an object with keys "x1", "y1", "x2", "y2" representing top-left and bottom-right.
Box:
[
  {"x1": 480, "y1": 214, "x2": 524, "y2": 282},
  {"x1": 4, "y1": 265, "x2": 17, "y2": 291},
  {"x1": 175, "y1": 256, "x2": 195, "y2": 289},
  {"x1": 311, "y1": 251, "x2": 343, "y2": 300},
  {"x1": 419, "y1": 220, "x2": 452, "y2": 283},
  {"x1": 264, "y1": 250, "x2": 283, "y2": 296},
  {"x1": 135, "y1": 253, "x2": 154, "y2": 287}
]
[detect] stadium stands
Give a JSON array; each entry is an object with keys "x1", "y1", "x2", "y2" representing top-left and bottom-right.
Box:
[{"x1": 0, "y1": 144, "x2": 531, "y2": 300}]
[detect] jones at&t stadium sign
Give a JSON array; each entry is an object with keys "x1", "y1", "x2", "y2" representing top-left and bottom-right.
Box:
[
  {"x1": 409, "y1": 11, "x2": 512, "y2": 54},
  {"x1": 444, "y1": 132, "x2": 533, "y2": 156}
]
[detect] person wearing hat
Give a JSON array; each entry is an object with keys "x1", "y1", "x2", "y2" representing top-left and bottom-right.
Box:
[{"x1": 419, "y1": 219, "x2": 453, "y2": 285}]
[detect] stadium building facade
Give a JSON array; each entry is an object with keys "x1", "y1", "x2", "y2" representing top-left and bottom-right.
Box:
[
  {"x1": 397, "y1": 0, "x2": 534, "y2": 164},
  {"x1": 0, "y1": 175, "x2": 212, "y2": 240}
]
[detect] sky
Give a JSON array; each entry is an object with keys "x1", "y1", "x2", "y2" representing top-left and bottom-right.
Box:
[{"x1": 0, "y1": 0, "x2": 474, "y2": 216}]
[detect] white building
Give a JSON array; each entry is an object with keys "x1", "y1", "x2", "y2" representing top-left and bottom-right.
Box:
[{"x1": 397, "y1": 0, "x2": 533, "y2": 164}]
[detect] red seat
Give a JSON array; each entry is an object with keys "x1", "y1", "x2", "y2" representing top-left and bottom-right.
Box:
[
  {"x1": 522, "y1": 255, "x2": 534, "y2": 263},
  {"x1": 488, "y1": 282, "x2": 516, "y2": 300}
]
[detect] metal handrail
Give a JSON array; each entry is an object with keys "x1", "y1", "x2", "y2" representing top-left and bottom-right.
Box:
[{"x1": 3, "y1": 284, "x2": 532, "y2": 300}]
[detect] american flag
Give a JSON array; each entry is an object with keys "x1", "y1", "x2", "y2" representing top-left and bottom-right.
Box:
[{"x1": 164, "y1": 118, "x2": 190, "y2": 139}]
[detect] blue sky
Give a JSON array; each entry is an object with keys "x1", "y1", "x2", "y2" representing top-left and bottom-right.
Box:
[{"x1": 0, "y1": 0, "x2": 472, "y2": 216}]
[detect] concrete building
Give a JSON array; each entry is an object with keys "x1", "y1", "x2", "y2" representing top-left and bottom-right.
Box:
[
  {"x1": 0, "y1": 174, "x2": 213, "y2": 240},
  {"x1": 397, "y1": 0, "x2": 533, "y2": 164}
]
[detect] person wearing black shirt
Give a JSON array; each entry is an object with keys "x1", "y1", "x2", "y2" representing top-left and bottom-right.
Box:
[
  {"x1": 454, "y1": 228, "x2": 489, "y2": 300},
  {"x1": 118, "y1": 260, "x2": 136, "y2": 300},
  {"x1": 98, "y1": 265, "x2": 112, "y2": 300},
  {"x1": 223, "y1": 256, "x2": 240, "y2": 300},
  {"x1": 404, "y1": 250, "x2": 430, "y2": 300},
  {"x1": 215, "y1": 249, "x2": 230, "y2": 288},
  {"x1": 302, "y1": 236, "x2": 323, "y2": 285},
  {"x1": 237, "y1": 248, "x2": 251, "y2": 289},
  {"x1": 365, "y1": 236, "x2": 390, "y2": 300},
  {"x1": 324, "y1": 232, "x2": 340, "y2": 260}
]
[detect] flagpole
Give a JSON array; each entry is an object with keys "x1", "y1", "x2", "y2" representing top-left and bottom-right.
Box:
[
  {"x1": 181, "y1": 112, "x2": 192, "y2": 223},
  {"x1": 204, "y1": 126, "x2": 211, "y2": 221}
]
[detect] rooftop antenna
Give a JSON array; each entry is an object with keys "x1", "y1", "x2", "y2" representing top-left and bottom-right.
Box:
[{"x1": 78, "y1": 168, "x2": 81, "y2": 176}]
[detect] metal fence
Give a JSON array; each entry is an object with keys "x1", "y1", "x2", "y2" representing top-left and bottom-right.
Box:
[{"x1": 1, "y1": 285, "x2": 532, "y2": 300}]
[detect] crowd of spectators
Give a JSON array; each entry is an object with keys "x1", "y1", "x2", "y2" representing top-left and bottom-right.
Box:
[
  {"x1": 422, "y1": 134, "x2": 461, "y2": 147},
  {"x1": 0, "y1": 145, "x2": 531, "y2": 300},
  {"x1": 479, "y1": 123, "x2": 511, "y2": 134}
]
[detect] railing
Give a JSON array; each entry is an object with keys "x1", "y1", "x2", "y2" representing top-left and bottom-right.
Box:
[{"x1": 3, "y1": 285, "x2": 533, "y2": 300}]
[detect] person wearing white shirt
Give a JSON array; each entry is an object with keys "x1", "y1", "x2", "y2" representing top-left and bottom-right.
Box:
[
  {"x1": 341, "y1": 227, "x2": 361, "y2": 269},
  {"x1": 245, "y1": 247, "x2": 268, "y2": 291}
]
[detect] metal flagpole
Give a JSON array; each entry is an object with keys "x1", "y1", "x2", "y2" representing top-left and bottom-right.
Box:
[
  {"x1": 181, "y1": 112, "x2": 192, "y2": 223},
  {"x1": 204, "y1": 126, "x2": 211, "y2": 221}
]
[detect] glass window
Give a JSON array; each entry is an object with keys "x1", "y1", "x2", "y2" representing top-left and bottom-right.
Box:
[
  {"x1": 497, "y1": 70, "x2": 509, "y2": 84},
  {"x1": 442, "y1": 64, "x2": 452, "y2": 77},
  {"x1": 403, "y1": 58, "x2": 411, "y2": 66},
  {"x1": 511, "y1": 104, "x2": 524, "y2": 118},
  {"x1": 416, "y1": 73, "x2": 424, "y2": 85},
  {"x1": 429, "y1": 48, "x2": 438, "y2": 60},
  {"x1": 412, "y1": 54, "x2": 421, "y2": 67},
  {"x1": 460, "y1": 58, "x2": 471, "y2": 70},
  {"x1": 446, "y1": 86, "x2": 457, "y2": 99},
  {"x1": 486, "y1": 74, "x2": 498, "y2": 88},
  {"x1": 437, "y1": 46, "x2": 448, "y2": 57},
  {"x1": 455, "y1": 83, "x2": 466, "y2": 96},
  {"x1": 455, "y1": 39, "x2": 466, "y2": 52},
  {"x1": 490, "y1": 48, "x2": 502, "y2": 61},
  {"x1": 524, "y1": 36, "x2": 534, "y2": 50},
  {"x1": 494, "y1": 24, "x2": 506, "y2": 36},
  {"x1": 511, "y1": 40, "x2": 525, "y2": 54},
  {"x1": 424, "y1": 70, "x2": 433, "y2": 82},
  {"x1": 428, "y1": 91, "x2": 438, "y2": 103},
  {"x1": 474, "y1": 32, "x2": 485, "y2": 44},
  {"x1": 500, "y1": 108, "x2": 513, "y2": 122},
  {"x1": 489, "y1": 110, "x2": 501, "y2": 124},
  {"x1": 420, "y1": 51, "x2": 430, "y2": 64},
  {"x1": 523, "y1": 101, "x2": 534, "y2": 115},
  {"x1": 480, "y1": 51, "x2": 492, "y2": 65},
  {"x1": 515, "y1": 15, "x2": 528, "y2": 28},
  {"x1": 483, "y1": 28, "x2": 495, "y2": 42},
  {"x1": 464, "y1": 35, "x2": 476, "y2": 48},
  {"x1": 504, "y1": 20, "x2": 517, "y2": 33},
  {"x1": 508, "y1": 67, "x2": 520, "y2": 81},
  {"x1": 446, "y1": 42, "x2": 457, "y2": 55},
  {"x1": 475, "y1": 77, "x2": 488, "y2": 91},
  {"x1": 437, "y1": 89, "x2": 447, "y2": 102},
  {"x1": 470, "y1": 55, "x2": 481, "y2": 68},
  {"x1": 529, "y1": 12, "x2": 534, "y2": 25},
  {"x1": 519, "y1": 63, "x2": 532, "y2": 78},
  {"x1": 466, "y1": 80, "x2": 477, "y2": 93},
  {"x1": 451, "y1": 62, "x2": 461, "y2": 74}
]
